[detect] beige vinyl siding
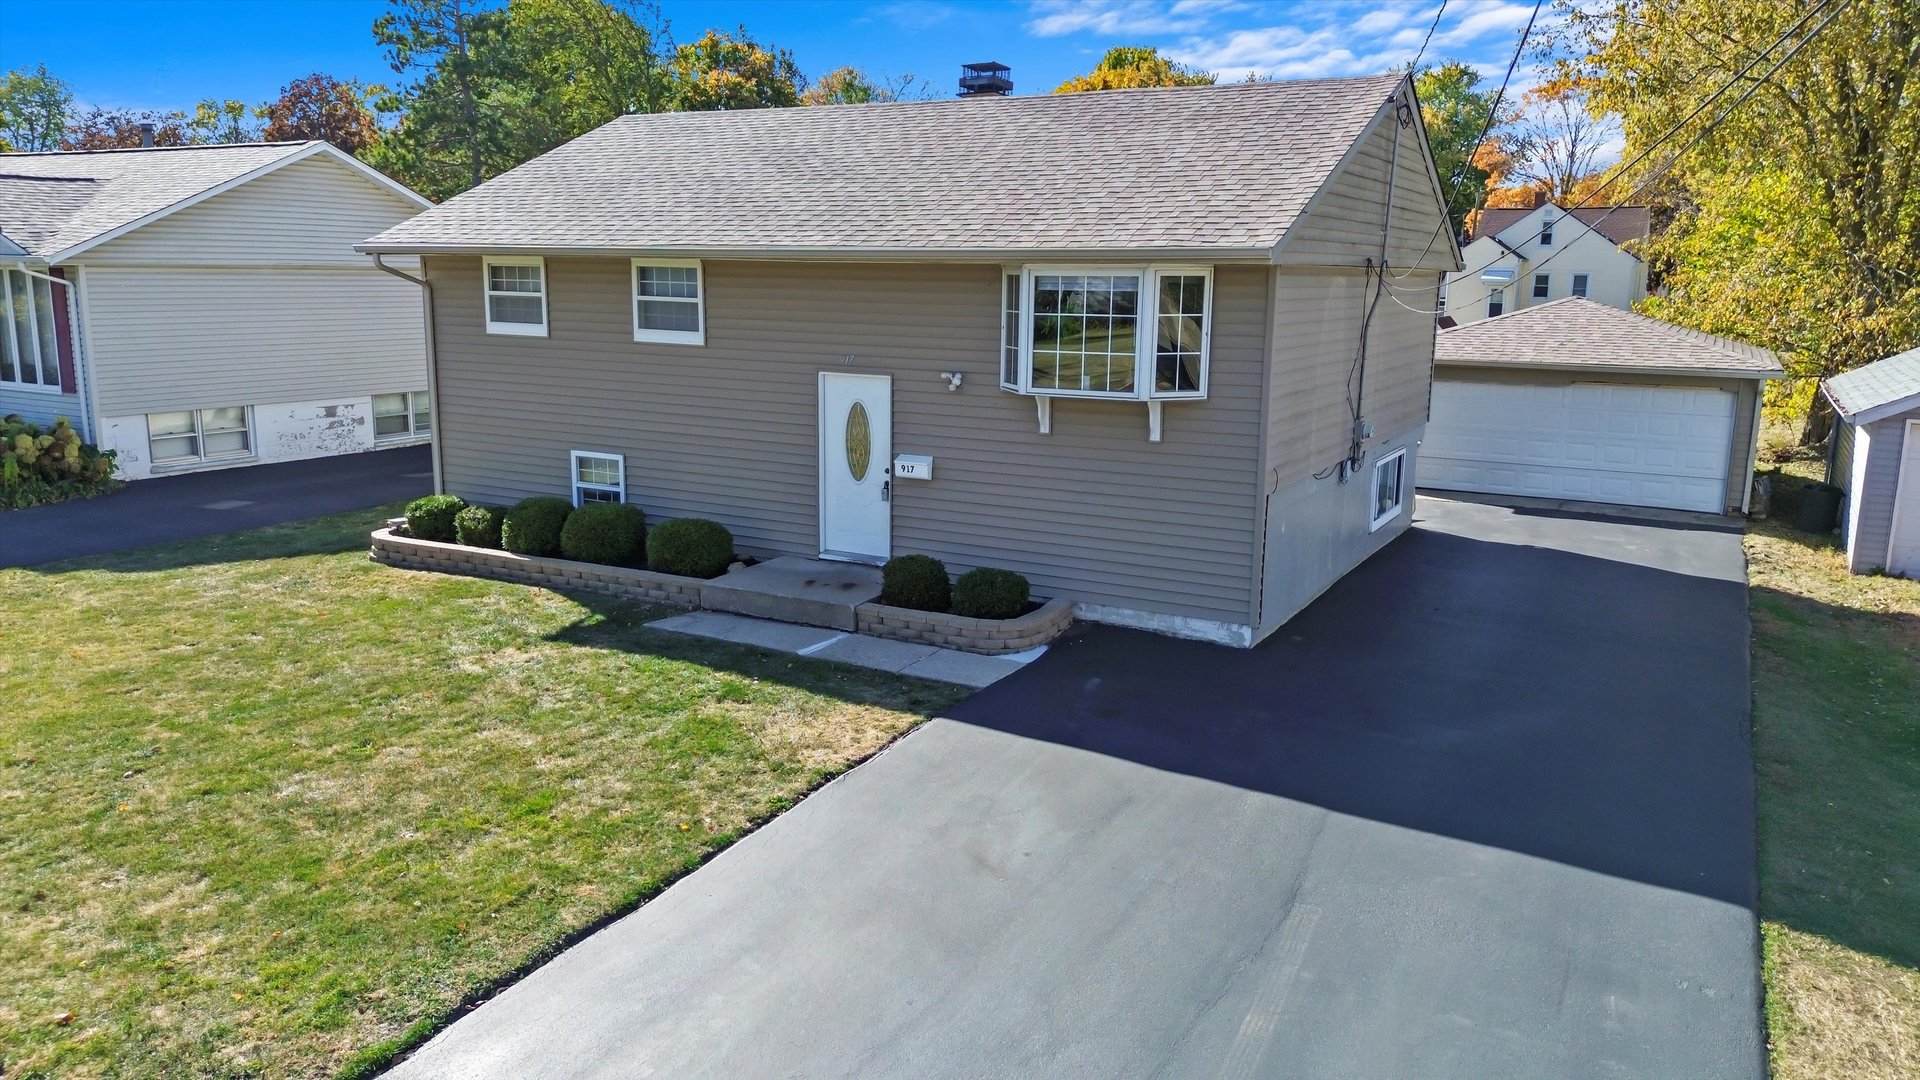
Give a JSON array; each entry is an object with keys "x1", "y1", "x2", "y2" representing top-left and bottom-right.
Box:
[
  {"x1": 1848, "y1": 412, "x2": 1915, "y2": 570},
  {"x1": 81, "y1": 154, "x2": 421, "y2": 268},
  {"x1": 1276, "y1": 108, "x2": 1458, "y2": 273},
  {"x1": 83, "y1": 267, "x2": 427, "y2": 416},
  {"x1": 427, "y1": 257, "x2": 1267, "y2": 625}
]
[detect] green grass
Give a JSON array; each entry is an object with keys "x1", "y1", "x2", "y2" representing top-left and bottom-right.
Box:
[
  {"x1": 1748, "y1": 462, "x2": 1920, "y2": 1079},
  {"x1": 0, "y1": 505, "x2": 964, "y2": 1078}
]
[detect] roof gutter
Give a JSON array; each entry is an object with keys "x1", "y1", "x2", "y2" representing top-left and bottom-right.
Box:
[
  {"x1": 1435, "y1": 358, "x2": 1785, "y2": 380},
  {"x1": 371, "y1": 254, "x2": 444, "y2": 494}
]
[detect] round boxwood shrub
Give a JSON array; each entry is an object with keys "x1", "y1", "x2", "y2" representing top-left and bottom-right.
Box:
[
  {"x1": 502, "y1": 497, "x2": 574, "y2": 557},
  {"x1": 560, "y1": 502, "x2": 647, "y2": 566},
  {"x1": 647, "y1": 517, "x2": 735, "y2": 579},
  {"x1": 454, "y1": 504, "x2": 506, "y2": 549},
  {"x1": 404, "y1": 493, "x2": 467, "y2": 542},
  {"x1": 880, "y1": 553, "x2": 951, "y2": 612},
  {"x1": 952, "y1": 567, "x2": 1030, "y2": 620}
]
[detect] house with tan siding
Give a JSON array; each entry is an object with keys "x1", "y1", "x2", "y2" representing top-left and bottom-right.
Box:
[
  {"x1": 357, "y1": 74, "x2": 1461, "y2": 646},
  {"x1": 0, "y1": 141, "x2": 431, "y2": 479}
]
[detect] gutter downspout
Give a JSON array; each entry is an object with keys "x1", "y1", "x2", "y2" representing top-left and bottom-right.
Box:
[{"x1": 372, "y1": 254, "x2": 443, "y2": 494}]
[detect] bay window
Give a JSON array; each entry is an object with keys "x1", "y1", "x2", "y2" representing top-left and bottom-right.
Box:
[
  {"x1": 2, "y1": 268, "x2": 61, "y2": 389},
  {"x1": 1002, "y1": 265, "x2": 1212, "y2": 401}
]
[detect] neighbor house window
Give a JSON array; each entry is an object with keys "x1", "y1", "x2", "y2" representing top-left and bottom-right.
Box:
[
  {"x1": 1531, "y1": 272, "x2": 1551, "y2": 300},
  {"x1": 1370, "y1": 448, "x2": 1406, "y2": 531},
  {"x1": 570, "y1": 450, "x2": 624, "y2": 505},
  {"x1": 1436, "y1": 283, "x2": 1447, "y2": 313},
  {"x1": 1, "y1": 267, "x2": 60, "y2": 389},
  {"x1": 1487, "y1": 288, "x2": 1506, "y2": 318},
  {"x1": 1571, "y1": 273, "x2": 1591, "y2": 298},
  {"x1": 1008, "y1": 266, "x2": 1211, "y2": 400},
  {"x1": 631, "y1": 259, "x2": 703, "y2": 345},
  {"x1": 148, "y1": 406, "x2": 251, "y2": 466},
  {"x1": 483, "y1": 256, "x2": 547, "y2": 336},
  {"x1": 373, "y1": 391, "x2": 430, "y2": 440},
  {"x1": 1539, "y1": 218, "x2": 1555, "y2": 246}
]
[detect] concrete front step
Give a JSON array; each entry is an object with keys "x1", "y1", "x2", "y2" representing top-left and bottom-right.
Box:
[
  {"x1": 646, "y1": 611, "x2": 1041, "y2": 688},
  {"x1": 699, "y1": 556, "x2": 882, "y2": 632}
]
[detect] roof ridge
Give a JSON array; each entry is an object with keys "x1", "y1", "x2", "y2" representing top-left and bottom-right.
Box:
[{"x1": 0, "y1": 140, "x2": 313, "y2": 158}]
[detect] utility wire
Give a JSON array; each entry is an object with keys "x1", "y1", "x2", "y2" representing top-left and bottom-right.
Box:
[{"x1": 1408, "y1": 0, "x2": 1451, "y2": 72}]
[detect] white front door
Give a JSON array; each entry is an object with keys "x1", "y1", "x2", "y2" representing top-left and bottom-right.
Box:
[{"x1": 818, "y1": 373, "x2": 891, "y2": 561}]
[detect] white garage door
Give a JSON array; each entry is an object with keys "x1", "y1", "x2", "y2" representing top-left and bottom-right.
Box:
[{"x1": 1424, "y1": 379, "x2": 1735, "y2": 513}]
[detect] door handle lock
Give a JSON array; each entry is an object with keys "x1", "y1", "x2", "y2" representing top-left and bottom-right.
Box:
[{"x1": 881, "y1": 479, "x2": 891, "y2": 502}]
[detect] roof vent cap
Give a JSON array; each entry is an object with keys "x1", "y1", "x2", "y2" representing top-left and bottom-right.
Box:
[{"x1": 959, "y1": 62, "x2": 1013, "y2": 97}]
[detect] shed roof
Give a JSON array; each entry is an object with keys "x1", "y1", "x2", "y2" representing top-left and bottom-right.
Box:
[
  {"x1": 1434, "y1": 298, "x2": 1782, "y2": 378},
  {"x1": 360, "y1": 74, "x2": 1412, "y2": 259},
  {"x1": 0, "y1": 141, "x2": 426, "y2": 262},
  {"x1": 1823, "y1": 345, "x2": 1920, "y2": 424},
  {"x1": 1469, "y1": 204, "x2": 1651, "y2": 247}
]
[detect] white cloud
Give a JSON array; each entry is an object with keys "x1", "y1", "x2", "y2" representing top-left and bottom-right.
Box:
[{"x1": 1025, "y1": 0, "x2": 1233, "y2": 38}]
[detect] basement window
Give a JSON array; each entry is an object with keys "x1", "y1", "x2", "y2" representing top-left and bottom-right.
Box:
[
  {"x1": 373, "y1": 391, "x2": 431, "y2": 440},
  {"x1": 1370, "y1": 448, "x2": 1406, "y2": 531},
  {"x1": 149, "y1": 406, "x2": 251, "y2": 466},
  {"x1": 570, "y1": 450, "x2": 625, "y2": 506},
  {"x1": 483, "y1": 256, "x2": 547, "y2": 337}
]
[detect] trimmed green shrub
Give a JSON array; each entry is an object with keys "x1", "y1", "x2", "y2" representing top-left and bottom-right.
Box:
[
  {"x1": 880, "y1": 553, "x2": 950, "y2": 612},
  {"x1": 405, "y1": 493, "x2": 467, "y2": 542},
  {"x1": 502, "y1": 497, "x2": 574, "y2": 557},
  {"x1": 560, "y1": 502, "x2": 647, "y2": 566},
  {"x1": 647, "y1": 517, "x2": 735, "y2": 578},
  {"x1": 454, "y1": 504, "x2": 506, "y2": 549},
  {"x1": 2, "y1": 415, "x2": 118, "y2": 510},
  {"x1": 952, "y1": 567, "x2": 1031, "y2": 620}
]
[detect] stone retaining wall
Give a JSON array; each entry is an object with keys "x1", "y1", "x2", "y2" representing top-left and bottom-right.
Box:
[
  {"x1": 854, "y1": 598, "x2": 1073, "y2": 655},
  {"x1": 371, "y1": 527, "x2": 703, "y2": 608}
]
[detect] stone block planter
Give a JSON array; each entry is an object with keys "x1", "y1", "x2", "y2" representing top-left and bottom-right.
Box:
[
  {"x1": 370, "y1": 524, "x2": 705, "y2": 608},
  {"x1": 854, "y1": 597, "x2": 1073, "y2": 656}
]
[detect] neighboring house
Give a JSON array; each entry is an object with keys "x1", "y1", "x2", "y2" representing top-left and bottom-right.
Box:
[
  {"x1": 357, "y1": 74, "x2": 1461, "y2": 647},
  {"x1": 0, "y1": 141, "x2": 432, "y2": 480},
  {"x1": 1427, "y1": 298, "x2": 1780, "y2": 514},
  {"x1": 1824, "y1": 346, "x2": 1920, "y2": 576},
  {"x1": 1442, "y1": 197, "x2": 1650, "y2": 326}
]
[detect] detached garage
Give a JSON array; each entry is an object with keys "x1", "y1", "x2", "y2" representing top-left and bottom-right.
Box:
[
  {"x1": 1824, "y1": 346, "x2": 1920, "y2": 577},
  {"x1": 1426, "y1": 298, "x2": 1780, "y2": 514}
]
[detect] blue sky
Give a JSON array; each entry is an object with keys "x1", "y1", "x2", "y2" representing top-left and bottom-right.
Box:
[{"x1": 0, "y1": 0, "x2": 1547, "y2": 113}]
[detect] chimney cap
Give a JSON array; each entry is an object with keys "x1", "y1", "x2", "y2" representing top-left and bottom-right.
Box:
[{"x1": 959, "y1": 62, "x2": 1013, "y2": 97}]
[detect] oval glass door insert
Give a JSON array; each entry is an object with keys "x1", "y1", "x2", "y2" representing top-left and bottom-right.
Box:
[{"x1": 845, "y1": 401, "x2": 871, "y2": 482}]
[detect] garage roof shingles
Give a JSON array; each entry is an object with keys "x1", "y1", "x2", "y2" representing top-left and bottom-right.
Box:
[
  {"x1": 0, "y1": 142, "x2": 309, "y2": 258},
  {"x1": 1823, "y1": 345, "x2": 1920, "y2": 419},
  {"x1": 1436, "y1": 298, "x2": 1781, "y2": 377},
  {"x1": 359, "y1": 74, "x2": 1405, "y2": 256}
]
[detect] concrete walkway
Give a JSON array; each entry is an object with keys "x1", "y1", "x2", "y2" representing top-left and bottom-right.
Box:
[
  {"x1": 648, "y1": 610, "x2": 1042, "y2": 688},
  {"x1": 385, "y1": 496, "x2": 1762, "y2": 1079},
  {"x1": 2, "y1": 445, "x2": 432, "y2": 568}
]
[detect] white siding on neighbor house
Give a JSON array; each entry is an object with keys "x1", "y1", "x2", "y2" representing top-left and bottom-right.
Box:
[
  {"x1": 427, "y1": 257, "x2": 1270, "y2": 627},
  {"x1": 1277, "y1": 106, "x2": 1458, "y2": 274},
  {"x1": 78, "y1": 154, "x2": 423, "y2": 268},
  {"x1": 1443, "y1": 206, "x2": 1644, "y2": 326},
  {"x1": 81, "y1": 267, "x2": 427, "y2": 417},
  {"x1": 1845, "y1": 411, "x2": 1917, "y2": 573},
  {"x1": 0, "y1": 384, "x2": 79, "y2": 427}
]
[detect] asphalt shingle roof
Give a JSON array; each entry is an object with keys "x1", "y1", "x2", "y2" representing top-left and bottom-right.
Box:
[
  {"x1": 1470, "y1": 204, "x2": 1651, "y2": 247},
  {"x1": 360, "y1": 74, "x2": 1407, "y2": 256},
  {"x1": 1435, "y1": 297, "x2": 1781, "y2": 377},
  {"x1": 1824, "y1": 345, "x2": 1920, "y2": 419},
  {"x1": 0, "y1": 142, "x2": 309, "y2": 258}
]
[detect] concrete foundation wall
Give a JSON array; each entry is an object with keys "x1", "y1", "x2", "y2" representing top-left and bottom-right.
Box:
[{"x1": 102, "y1": 394, "x2": 428, "y2": 481}]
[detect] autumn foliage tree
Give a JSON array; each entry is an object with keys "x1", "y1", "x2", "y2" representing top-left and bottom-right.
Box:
[
  {"x1": 801, "y1": 67, "x2": 934, "y2": 106},
  {"x1": 262, "y1": 74, "x2": 381, "y2": 153},
  {"x1": 1055, "y1": 47, "x2": 1214, "y2": 92},
  {"x1": 668, "y1": 27, "x2": 805, "y2": 110},
  {"x1": 60, "y1": 108, "x2": 188, "y2": 150}
]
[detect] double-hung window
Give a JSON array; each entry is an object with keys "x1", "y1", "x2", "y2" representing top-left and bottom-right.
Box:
[
  {"x1": 1370, "y1": 448, "x2": 1406, "y2": 531},
  {"x1": 1539, "y1": 218, "x2": 1555, "y2": 246},
  {"x1": 483, "y1": 256, "x2": 547, "y2": 336},
  {"x1": 373, "y1": 391, "x2": 431, "y2": 440},
  {"x1": 570, "y1": 450, "x2": 625, "y2": 505},
  {"x1": 1, "y1": 267, "x2": 61, "y2": 389},
  {"x1": 632, "y1": 259, "x2": 704, "y2": 345},
  {"x1": 1531, "y1": 272, "x2": 1551, "y2": 300},
  {"x1": 1487, "y1": 288, "x2": 1506, "y2": 318},
  {"x1": 1002, "y1": 266, "x2": 1212, "y2": 400},
  {"x1": 1570, "y1": 272, "x2": 1591, "y2": 299},
  {"x1": 149, "y1": 406, "x2": 251, "y2": 466}
]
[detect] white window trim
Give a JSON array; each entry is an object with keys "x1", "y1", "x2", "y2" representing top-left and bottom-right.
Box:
[
  {"x1": 1539, "y1": 218, "x2": 1555, "y2": 246},
  {"x1": 149, "y1": 406, "x2": 254, "y2": 468},
  {"x1": 999, "y1": 267, "x2": 1021, "y2": 393},
  {"x1": 1369, "y1": 448, "x2": 1407, "y2": 532},
  {"x1": 570, "y1": 449, "x2": 625, "y2": 506},
  {"x1": 373, "y1": 390, "x2": 431, "y2": 442},
  {"x1": 1487, "y1": 287, "x2": 1507, "y2": 318},
  {"x1": 483, "y1": 255, "x2": 548, "y2": 337},
  {"x1": 1, "y1": 268, "x2": 61, "y2": 393},
  {"x1": 1569, "y1": 271, "x2": 1592, "y2": 299},
  {"x1": 1531, "y1": 271, "x2": 1552, "y2": 300},
  {"x1": 1009, "y1": 264, "x2": 1213, "y2": 403},
  {"x1": 631, "y1": 258, "x2": 705, "y2": 346}
]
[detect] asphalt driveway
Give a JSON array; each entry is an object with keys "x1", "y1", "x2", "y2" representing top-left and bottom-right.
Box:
[
  {"x1": 387, "y1": 496, "x2": 1762, "y2": 1079},
  {"x1": 1, "y1": 444, "x2": 431, "y2": 568}
]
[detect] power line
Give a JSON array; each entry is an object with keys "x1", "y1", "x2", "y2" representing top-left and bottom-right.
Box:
[{"x1": 1408, "y1": 0, "x2": 1451, "y2": 72}]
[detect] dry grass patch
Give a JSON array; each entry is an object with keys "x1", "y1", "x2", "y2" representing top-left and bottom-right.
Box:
[
  {"x1": 0, "y1": 505, "x2": 963, "y2": 1078},
  {"x1": 1748, "y1": 462, "x2": 1920, "y2": 1080}
]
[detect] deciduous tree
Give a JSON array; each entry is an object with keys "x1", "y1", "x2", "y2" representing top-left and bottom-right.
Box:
[
  {"x1": 262, "y1": 73, "x2": 381, "y2": 153},
  {"x1": 1412, "y1": 62, "x2": 1511, "y2": 235},
  {"x1": 1054, "y1": 47, "x2": 1214, "y2": 92},
  {"x1": 0, "y1": 64, "x2": 73, "y2": 152},
  {"x1": 60, "y1": 108, "x2": 188, "y2": 150},
  {"x1": 801, "y1": 67, "x2": 934, "y2": 106},
  {"x1": 186, "y1": 98, "x2": 262, "y2": 144},
  {"x1": 668, "y1": 27, "x2": 805, "y2": 111}
]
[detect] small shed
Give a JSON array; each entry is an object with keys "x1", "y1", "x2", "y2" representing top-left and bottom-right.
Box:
[
  {"x1": 1824, "y1": 346, "x2": 1920, "y2": 576},
  {"x1": 1427, "y1": 298, "x2": 1781, "y2": 514}
]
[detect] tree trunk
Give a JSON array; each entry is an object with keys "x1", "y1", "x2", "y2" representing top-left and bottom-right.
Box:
[{"x1": 1800, "y1": 394, "x2": 1835, "y2": 447}]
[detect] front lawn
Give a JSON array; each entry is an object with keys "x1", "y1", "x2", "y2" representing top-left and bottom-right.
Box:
[
  {"x1": 0, "y1": 505, "x2": 963, "y2": 1078},
  {"x1": 1748, "y1": 463, "x2": 1920, "y2": 1079}
]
